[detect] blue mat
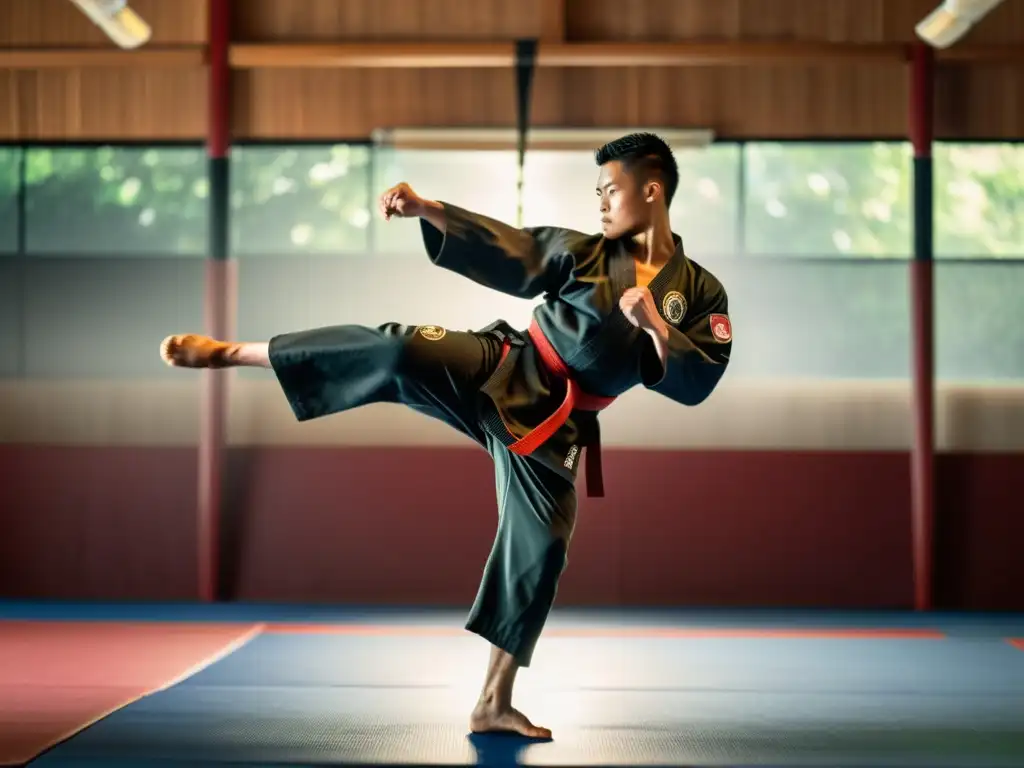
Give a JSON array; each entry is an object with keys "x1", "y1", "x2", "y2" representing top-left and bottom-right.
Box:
[
  {"x1": 30, "y1": 622, "x2": 1024, "y2": 767},
  {"x1": 4, "y1": 600, "x2": 1024, "y2": 636}
]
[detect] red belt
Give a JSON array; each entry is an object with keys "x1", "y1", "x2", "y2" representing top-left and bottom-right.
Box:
[{"x1": 497, "y1": 319, "x2": 616, "y2": 497}]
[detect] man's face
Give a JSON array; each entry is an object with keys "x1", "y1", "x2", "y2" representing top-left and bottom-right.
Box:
[{"x1": 596, "y1": 160, "x2": 653, "y2": 239}]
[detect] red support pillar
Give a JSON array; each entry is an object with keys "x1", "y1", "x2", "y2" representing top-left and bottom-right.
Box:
[
  {"x1": 198, "y1": 0, "x2": 233, "y2": 602},
  {"x1": 909, "y1": 42, "x2": 935, "y2": 611}
]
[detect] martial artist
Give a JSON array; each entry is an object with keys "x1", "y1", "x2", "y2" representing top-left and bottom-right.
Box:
[{"x1": 160, "y1": 132, "x2": 733, "y2": 739}]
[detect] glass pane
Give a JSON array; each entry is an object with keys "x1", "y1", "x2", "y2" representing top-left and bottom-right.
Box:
[
  {"x1": 744, "y1": 142, "x2": 912, "y2": 257},
  {"x1": 24, "y1": 146, "x2": 208, "y2": 255},
  {"x1": 710, "y1": 257, "x2": 911, "y2": 379},
  {"x1": 21, "y1": 259, "x2": 205, "y2": 378},
  {"x1": 0, "y1": 147, "x2": 18, "y2": 253},
  {"x1": 936, "y1": 262, "x2": 1024, "y2": 381},
  {"x1": 371, "y1": 149, "x2": 519, "y2": 254},
  {"x1": 230, "y1": 144, "x2": 372, "y2": 255},
  {"x1": 935, "y1": 143, "x2": 1024, "y2": 259},
  {"x1": 521, "y1": 144, "x2": 740, "y2": 255}
]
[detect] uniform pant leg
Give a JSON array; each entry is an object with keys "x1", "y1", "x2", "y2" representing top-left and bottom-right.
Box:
[
  {"x1": 268, "y1": 322, "x2": 501, "y2": 444},
  {"x1": 465, "y1": 438, "x2": 577, "y2": 668}
]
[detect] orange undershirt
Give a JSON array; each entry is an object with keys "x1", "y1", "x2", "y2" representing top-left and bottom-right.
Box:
[{"x1": 634, "y1": 259, "x2": 661, "y2": 289}]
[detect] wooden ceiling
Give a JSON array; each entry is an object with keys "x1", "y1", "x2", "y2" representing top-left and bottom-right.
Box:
[{"x1": 1, "y1": 0, "x2": 1022, "y2": 140}]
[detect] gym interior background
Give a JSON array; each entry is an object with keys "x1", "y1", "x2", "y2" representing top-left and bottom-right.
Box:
[{"x1": 1, "y1": 0, "x2": 1022, "y2": 613}]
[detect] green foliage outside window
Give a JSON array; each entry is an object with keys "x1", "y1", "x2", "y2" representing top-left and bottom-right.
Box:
[{"x1": 22, "y1": 146, "x2": 208, "y2": 255}]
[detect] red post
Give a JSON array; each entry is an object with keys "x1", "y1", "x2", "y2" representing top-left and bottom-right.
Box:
[
  {"x1": 909, "y1": 42, "x2": 935, "y2": 611},
  {"x1": 198, "y1": 0, "x2": 232, "y2": 602}
]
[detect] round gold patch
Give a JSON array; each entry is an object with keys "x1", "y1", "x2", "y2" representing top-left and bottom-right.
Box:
[
  {"x1": 417, "y1": 325, "x2": 447, "y2": 341},
  {"x1": 662, "y1": 291, "x2": 687, "y2": 324}
]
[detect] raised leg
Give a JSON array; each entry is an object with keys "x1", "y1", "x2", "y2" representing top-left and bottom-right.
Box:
[
  {"x1": 159, "y1": 323, "x2": 504, "y2": 435},
  {"x1": 466, "y1": 441, "x2": 577, "y2": 739}
]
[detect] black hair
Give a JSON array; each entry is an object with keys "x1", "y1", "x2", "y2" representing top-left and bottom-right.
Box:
[{"x1": 594, "y1": 132, "x2": 679, "y2": 206}]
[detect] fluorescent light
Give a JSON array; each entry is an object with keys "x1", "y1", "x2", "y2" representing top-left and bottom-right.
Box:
[
  {"x1": 371, "y1": 127, "x2": 715, "y2": 152},
  {"x1": 69, "y1": 0, "x2": 152, "y2": 49},
  {"x1": 915, "y1": 0, "x2": 1005, "y2": 48}
]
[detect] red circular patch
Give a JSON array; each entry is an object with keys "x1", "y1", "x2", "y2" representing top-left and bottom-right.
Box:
[{"x1": 710, "y1": 314, "x2": 732, "y2": 343}]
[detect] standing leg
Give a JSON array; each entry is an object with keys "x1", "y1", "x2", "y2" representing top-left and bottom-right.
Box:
[{"x1": 468, "y1": 442, "x2": 577, "y2": 739}]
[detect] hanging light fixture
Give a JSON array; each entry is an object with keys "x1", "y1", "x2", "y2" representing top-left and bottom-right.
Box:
[
  {"x1": 915, "y1": 0, "x2": 1005, "y2": 48},
  {"x1": 69, "y1": 0, "x2": 152, "y2": 49}
]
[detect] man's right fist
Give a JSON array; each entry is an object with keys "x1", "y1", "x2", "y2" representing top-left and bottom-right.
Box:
[{"x1": 378, "y1": 182, "x2": 424, "y2": 221}]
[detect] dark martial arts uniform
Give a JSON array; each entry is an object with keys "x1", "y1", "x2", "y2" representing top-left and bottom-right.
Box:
[{"x1": 268, "y1": 203, "x2": 733, "y2": 667}]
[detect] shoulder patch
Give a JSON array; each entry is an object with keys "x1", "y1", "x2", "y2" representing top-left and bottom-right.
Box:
[{"x1": 709, "y1": 314, "x2": 732, "y2": 343}]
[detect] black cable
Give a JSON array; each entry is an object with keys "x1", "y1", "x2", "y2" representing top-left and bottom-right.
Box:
[{"x1": 514, "y1": 39, "x2": 538, "y2": 227}]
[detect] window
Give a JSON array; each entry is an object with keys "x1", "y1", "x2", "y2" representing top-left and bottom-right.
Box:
[
  {"x1": 24, "y1": 146, "x2": 208, "y2": 255},
  {"x1": 20, "y1": 258, "x2": 205, "y2": 378},
  {"x1": 521, "y1": 144, "x2": 741, "y2": 255},
  {"x1": 670, "y1": 144, "x2": 742, "y2": 256},
  {"x1": 371, "y1": 149, "x2": 519, "y2": 254},
  {"x1": 934, "y1": 143, "x2": 1024, "y2": 259},
  {"x1": 0, "y1": 147, "x2": 20, "y2": 253},
  {"x1": 743, "y1": 142, "x2": 912, "y2": 258},
  {"x1": 230, "y1": 144, "x2": 372, "y2": 255},
  {"x1": 716, "y1": 258, "x2": 911, "y2": 379},
  {"x1": 936, "y1": 261, "x2": 1024, "y2": 382}
]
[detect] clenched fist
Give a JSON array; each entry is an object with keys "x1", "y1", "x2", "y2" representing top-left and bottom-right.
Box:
[
  {"x1": 378, "y1": 182, "x2": 426, "y2": 221},
  {"x1": 619, "y1": 286, "x2": 667, "y2": 336}
]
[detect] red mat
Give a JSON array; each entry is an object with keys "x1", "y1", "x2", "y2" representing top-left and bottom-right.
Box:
[{"x1": 0, "y1": 620, "x2": 262, "y2": 766}]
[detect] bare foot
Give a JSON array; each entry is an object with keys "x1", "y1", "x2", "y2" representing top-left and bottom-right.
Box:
[
  {"x1": 469, "y1": 701, "x2": 552, "y2": 740},
  {"x1": 160, "y1": 334, "x2": 236, "y2": 368}
]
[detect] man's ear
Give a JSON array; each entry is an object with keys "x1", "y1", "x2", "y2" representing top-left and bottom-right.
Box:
[{"x1": 644, "y1": 179, "x2": 663, "y2": 203}]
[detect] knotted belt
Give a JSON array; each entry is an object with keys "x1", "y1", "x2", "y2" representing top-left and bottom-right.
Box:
[{"x1": 497, "y1": 319, "x2": 616, "y2": 497}]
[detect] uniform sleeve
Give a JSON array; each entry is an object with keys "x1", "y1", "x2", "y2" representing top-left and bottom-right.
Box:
[
  {"x1": 419, "y1": 202, "x2": 577, "y2": 299},
  {"x1": 639, "y1": 284, "x2": 732, "y2": 406}
]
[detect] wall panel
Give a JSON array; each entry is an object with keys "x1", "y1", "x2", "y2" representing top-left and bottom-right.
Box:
[
  {"x1": 235, "y1": 68, "x2": 517, "y2": 138},
  {"x1": 2, "y1": 445, "x2": 1022, "y2": 610},
  {"x1": 0, "y1": 72, "x2": 19, "y2": 140},
  {"x1": 546, "y1": 64, "x2": 908, "y2": 138},
  {"x1": 234, "y1": 0, "x2": 562, "y2": 42},
  {"x1": 4, "y1": 69, "x2": 206, "y2": 140},
  {"x1": 232, "y1": 63, "x2": 915, "y2": 140},
  {"x1": 565, "y1": 0, "x2": 1024, "y2": 44},
  {"x1": 936, "y1": 65, "x2": 1024, "y2": 140},
  {"x1": 0, "y1": 0, "x2": 208, "y2": 47}
]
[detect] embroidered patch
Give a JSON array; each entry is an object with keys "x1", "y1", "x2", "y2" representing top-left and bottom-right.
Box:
[
  {"x1": 709, "y1": 314, "x2": 732, "y2": 343},
  {"x1": 562, "y1": 445, "x2": 580, "y2": 470},
  {"x1": 418, "y1": 325, "x2": 447, "y2": 341},
  {"x1": 661, "y1": 291, "x2": 687, "y2": 324}
]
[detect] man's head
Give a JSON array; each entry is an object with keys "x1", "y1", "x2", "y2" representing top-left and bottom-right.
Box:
[{"x1": 594, "y1": 132, "x2": 678, "y2": 239}]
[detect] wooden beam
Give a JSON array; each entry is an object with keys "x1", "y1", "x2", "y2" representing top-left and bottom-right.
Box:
[
  {"x1": 229, "y1": 43, "x2": 515, "y2": 69},
  {"x1": 229, "y1": 42, "x2": 1024, "y2": 69},
  {"x1": 537, "y1": 41, "x2": 909, "y2": 66},
  {"x1": 937, "y1": 44, "x2": 1024, "y2": 64},
  {"x1": 2, "y1": 42, "x2": 1022, "y2": 72},
  {"x1": 0, "y1": 47, "x2": 204, "y2": 69}
]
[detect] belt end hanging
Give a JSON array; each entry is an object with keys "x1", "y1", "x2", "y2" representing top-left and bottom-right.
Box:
[{"x1": 584, "y1": 443, "x2": 605, "y2": 497}]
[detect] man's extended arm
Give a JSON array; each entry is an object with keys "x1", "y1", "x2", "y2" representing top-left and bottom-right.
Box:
[
  {"x1": 418, "y1": 201, "x2": 582, "y2": 300},
  {"x1": 378, "y1": 182, "x2": 582, "y2": 301},
  {"x1": 418, "y1": 199, "x2": 447, "y2": 235}
]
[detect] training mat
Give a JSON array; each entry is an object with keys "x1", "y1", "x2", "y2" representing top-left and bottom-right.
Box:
[
  {"x1": 0, "y1": 620, "x2": 260, "y2": 766},
  {"x1": 34, "y1": 631, "x2": 1024, "y2": 767}
]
